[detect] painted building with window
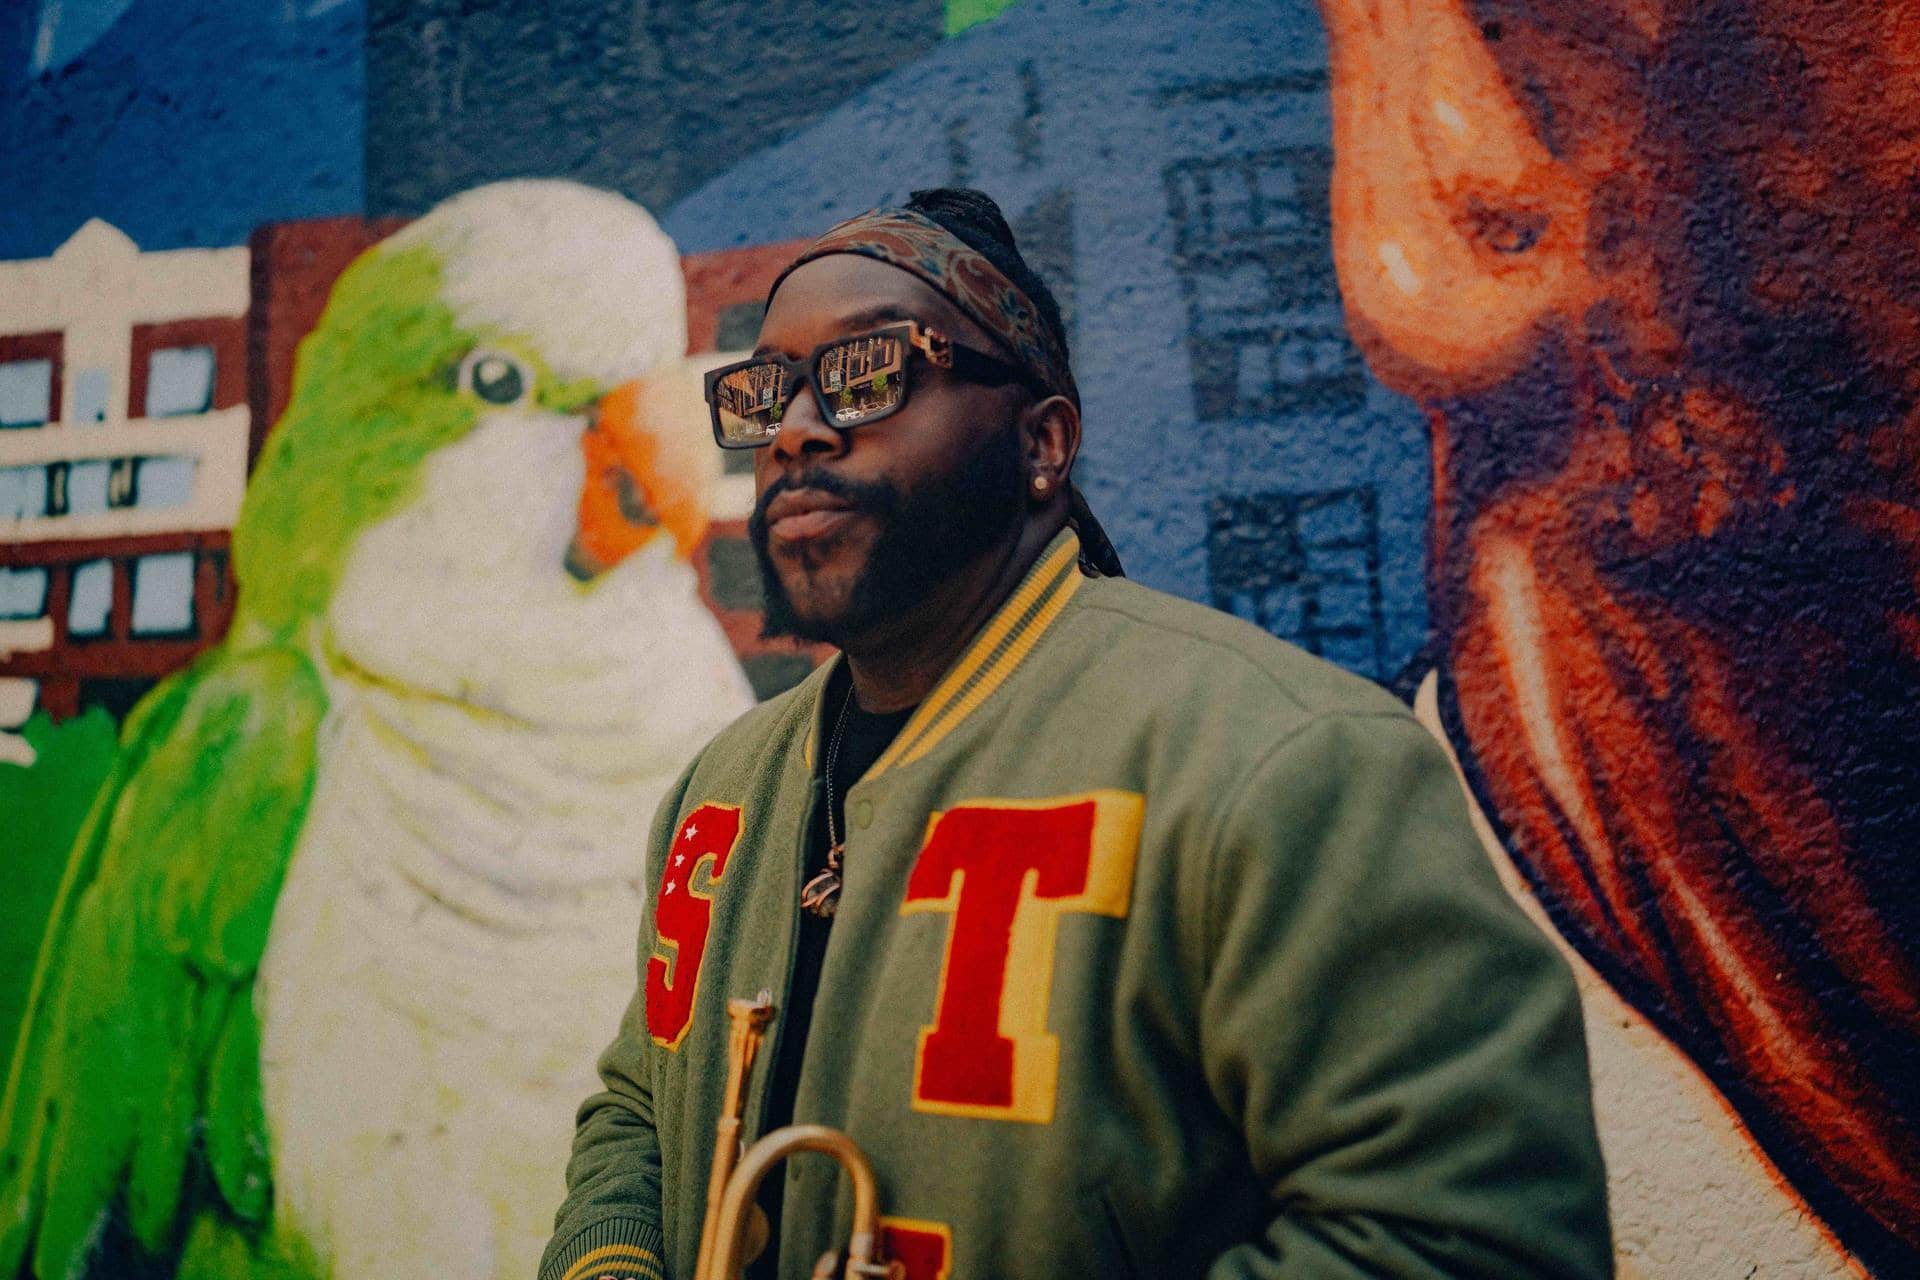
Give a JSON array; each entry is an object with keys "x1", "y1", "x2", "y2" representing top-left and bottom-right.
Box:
[{"x1": 0, "y1": 219, "x2": 248, "y2": 742}]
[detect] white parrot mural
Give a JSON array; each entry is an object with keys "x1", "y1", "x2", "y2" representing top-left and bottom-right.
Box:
[{"x1": 0, "y1": 180, "x2": 756, "y2": 1279}]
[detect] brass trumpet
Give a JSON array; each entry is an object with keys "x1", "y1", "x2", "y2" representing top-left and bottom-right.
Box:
[{"x1": 692, "y1": 993, "x2": 898, "y2": 1280}]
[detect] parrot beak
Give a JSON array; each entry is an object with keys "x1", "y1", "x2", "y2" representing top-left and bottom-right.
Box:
[{"x1": 568, "y1": 359, "x2": 714, "y2": 581}]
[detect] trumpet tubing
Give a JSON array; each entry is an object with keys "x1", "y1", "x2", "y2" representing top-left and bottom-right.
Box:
[
  {"x1": 692, "y1": 995, "x2": 896, "y2": 1280},
  {"x1": 696, "y1": 993, "x2": 776, "y2": 1275},
  {"x1": 707, "y1": 1125, "x2": 890, "y2": 1280}
]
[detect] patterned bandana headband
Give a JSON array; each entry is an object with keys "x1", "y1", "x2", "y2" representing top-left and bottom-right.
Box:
[{"x1": 767, "y1": 207, "x2": 1080, "y2": 409}]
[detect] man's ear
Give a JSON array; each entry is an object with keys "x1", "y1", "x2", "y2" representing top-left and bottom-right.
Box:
[{"x1": 1020, "y1": 393, "x2": 1081, "y2": 489}]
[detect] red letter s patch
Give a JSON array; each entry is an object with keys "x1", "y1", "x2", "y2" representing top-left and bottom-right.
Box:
[{"x1": 646, "y1": 802, "x2": 744, "y2": 1049}]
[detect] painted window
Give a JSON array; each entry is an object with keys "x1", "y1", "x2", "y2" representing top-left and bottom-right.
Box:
[
  {"x1": 0, "y1": 465, "x2": 48, "y2": 520},
  {"x1": 68, "y1": 560, "x2": 111, "y2": 637},
  {"x1": 0, "y1": 359, "x2": 53, "y2": 428},
  {"x1": 0, "y1": 567, "x2": 49, "y2": 620},
  {"x1": 65, "y1": 460, "x2": 110, "y2": 517},
  {"x1": 1164, "y1": 148, "x2": 1366, "y2": 421},
  {"x1": 144, "y1": 346, "x2": 215, "y2": 418},
  {"x1": 134, "y1": 456, "x2": 196, "y2": 509},
  {"x1": 131, "y1": 552, "x2": 195, "y2": 635},
  {"x1": 1206, "y1": 488, "x2": 1388, "y2": 677},
  {"x1": 71, "y1": 367, "x2": 112, "y2": 423}
]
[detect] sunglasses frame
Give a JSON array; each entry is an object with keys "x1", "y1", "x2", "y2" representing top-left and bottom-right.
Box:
[{"x1": 704, "y1": 320, "x2": 1034, "y2": 449}]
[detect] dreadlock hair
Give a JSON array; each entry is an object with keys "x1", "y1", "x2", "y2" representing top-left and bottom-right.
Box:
[
  {"x1": 904, "y1": 187, "x2": 1125, "y2": 579},
  {"x1": 904, "y1": 187, "x2": 1070, "y2": 373}
]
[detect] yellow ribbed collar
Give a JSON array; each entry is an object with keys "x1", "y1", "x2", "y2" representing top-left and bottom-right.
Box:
[
  {"x1": 798, "y1": 529, "x2": 1085, "y2": 775},
  {"x1": 862, "y1": 527, "x2": 1084, "y2": 777}
]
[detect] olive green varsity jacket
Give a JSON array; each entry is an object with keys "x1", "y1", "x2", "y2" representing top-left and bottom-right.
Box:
[{"x1": 540, "y1": 530, "x2": 1611, "y2": 1280}]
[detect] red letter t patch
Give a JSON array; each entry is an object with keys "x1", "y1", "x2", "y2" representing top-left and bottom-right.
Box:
[{"x1": 901, "y1": 791, "x2": 1144, "y2": 1123}]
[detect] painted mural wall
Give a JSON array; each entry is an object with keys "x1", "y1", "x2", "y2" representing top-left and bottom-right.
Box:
[{"x1": 1, "y1": 1, "x2": 1912, "y2": 1278}]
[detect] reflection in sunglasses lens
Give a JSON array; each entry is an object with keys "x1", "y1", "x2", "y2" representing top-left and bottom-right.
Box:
[
  {"x1": 819, "y1": 333, "x2": 904, "y2": 424},
  {"x1": 714, "y1": 362, "x2": 788, "y2": 444}
]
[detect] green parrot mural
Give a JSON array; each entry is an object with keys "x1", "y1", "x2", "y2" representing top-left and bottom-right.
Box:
[{"x1": 0, "y1": 180, "x2": 756, "y2": 1279}]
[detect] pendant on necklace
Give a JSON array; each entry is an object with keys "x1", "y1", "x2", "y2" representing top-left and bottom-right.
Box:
[{"x1": 800, "y1": 843, "x2": 844, "y2": 918}]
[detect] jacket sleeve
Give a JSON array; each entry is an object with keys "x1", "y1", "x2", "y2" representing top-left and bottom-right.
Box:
[
  {"x1": 537, "y1": 761, "x2": 699, "y2": 1280},
  {"x1": 1199, "y1": 711, "x2": 1612, "y2": 1280}
]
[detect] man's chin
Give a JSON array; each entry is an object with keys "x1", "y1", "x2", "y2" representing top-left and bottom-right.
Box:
[
  {"x1": 760, "y1": 591, "x2": 840, "y2": 641},
  {"x1": 757, "y1": 557, "x2": 863, "y2": 646}
]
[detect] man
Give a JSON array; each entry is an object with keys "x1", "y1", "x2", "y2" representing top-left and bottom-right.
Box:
[{"x1": 539, "y1": 188, "x2": 1610, "y2": 1280}]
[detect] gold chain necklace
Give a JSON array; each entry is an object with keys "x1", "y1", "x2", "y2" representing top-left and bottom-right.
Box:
[{"x1": 799, "y1": 684, "x2": 856, "y2": 918}]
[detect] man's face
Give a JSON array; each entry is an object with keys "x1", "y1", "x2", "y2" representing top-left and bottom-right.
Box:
[{"x1": 747, "y1": 254, "x2": 1029, "y2": 648}]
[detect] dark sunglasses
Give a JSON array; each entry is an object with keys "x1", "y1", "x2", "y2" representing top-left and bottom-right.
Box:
[{"x1": 705, "y1": 320, "x2": 1032, "y2": 449}]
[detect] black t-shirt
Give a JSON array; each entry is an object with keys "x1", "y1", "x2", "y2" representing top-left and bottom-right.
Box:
[{"x1": 747, "y1": 667, "x2": 915, "y2": 1280}]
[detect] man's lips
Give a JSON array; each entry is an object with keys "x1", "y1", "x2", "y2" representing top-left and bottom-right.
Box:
[{"x1": 765, "y1": 489, "x2": 859, "y2": 544}]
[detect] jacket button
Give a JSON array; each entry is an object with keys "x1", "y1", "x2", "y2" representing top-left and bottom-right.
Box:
[{"x1": 852, "y1": 798, "x2": 874, "y2": 829}]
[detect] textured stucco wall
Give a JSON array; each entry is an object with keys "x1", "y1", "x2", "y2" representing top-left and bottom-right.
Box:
[{"x1": 1, "y1": 1, "x2": 1913, "y2": 1277}]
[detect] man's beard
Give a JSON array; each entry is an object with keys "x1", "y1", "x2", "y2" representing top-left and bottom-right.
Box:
[{"x1": 748, "y1": 422, "x2": 1026, "y2": 648}]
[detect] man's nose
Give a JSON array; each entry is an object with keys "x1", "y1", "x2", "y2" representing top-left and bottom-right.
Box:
[{"x1": 769, "y1": 382, "x2": 846, "y2": 464}]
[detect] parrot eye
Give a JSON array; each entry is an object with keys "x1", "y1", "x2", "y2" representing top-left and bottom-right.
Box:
[{"x1": 458, "y1": 349, "x2": 531, "y2": 406}]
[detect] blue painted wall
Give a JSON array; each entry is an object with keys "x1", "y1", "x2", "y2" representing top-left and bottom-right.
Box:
[{"x1": 0, "y1": 0, "x2": 363, "y2": 257}]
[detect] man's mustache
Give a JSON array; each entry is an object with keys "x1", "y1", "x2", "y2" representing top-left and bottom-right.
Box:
[{"x1": 748, "y1": 470, "x2": 898, "y2": 537}]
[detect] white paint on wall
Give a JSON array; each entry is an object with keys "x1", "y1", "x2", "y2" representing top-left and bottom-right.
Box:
[
  {"x1": 0, "y1": 220, "x2": 250, "y2": 331},
  {"x1": 388, "y1": 181, "x2": 686, "y2": 391},
  {"x1": 0, "y1": 621, "x2": 54, "y2": 661},
  {"x1": 0, "y1": 675, "x2": 40, "y2": 764},
  {"x1": 244, "y1": 180, "x2": 757, "y2": 1280},
  {"x1": 260, "y1": 408, "x2": 753, "y2": 1280},
  {"x1": 0, "y1": 219, "x2": 249, "y2": 546},
  {"x1": 30, "y1": 0, "x2": 135, "y2": 76},
  {"x1": 0, "y1": 407, "x2": 248, "y2": 540}
]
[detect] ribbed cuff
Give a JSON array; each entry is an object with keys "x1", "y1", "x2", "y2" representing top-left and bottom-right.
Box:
[{"x1": 538, "y1": 1217, "x2": 668, "y2": 1280}]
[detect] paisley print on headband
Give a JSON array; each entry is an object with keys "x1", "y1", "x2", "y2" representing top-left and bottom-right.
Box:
[{"x1": 769, "y1": 209, "x2": 1078, "y2": 408}]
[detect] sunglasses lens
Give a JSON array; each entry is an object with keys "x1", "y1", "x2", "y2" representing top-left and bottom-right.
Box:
[
  {"x1": 817, "y1": 332, "x2": 906, "y2": 425},
  {"x1": 711, "y1": 362, "x2": 790, "y2": 446}
]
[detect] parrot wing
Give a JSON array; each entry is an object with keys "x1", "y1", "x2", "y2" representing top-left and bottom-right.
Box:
[{"x1": 0, "y1": 645, "x2": 327, "y2": 1278}]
